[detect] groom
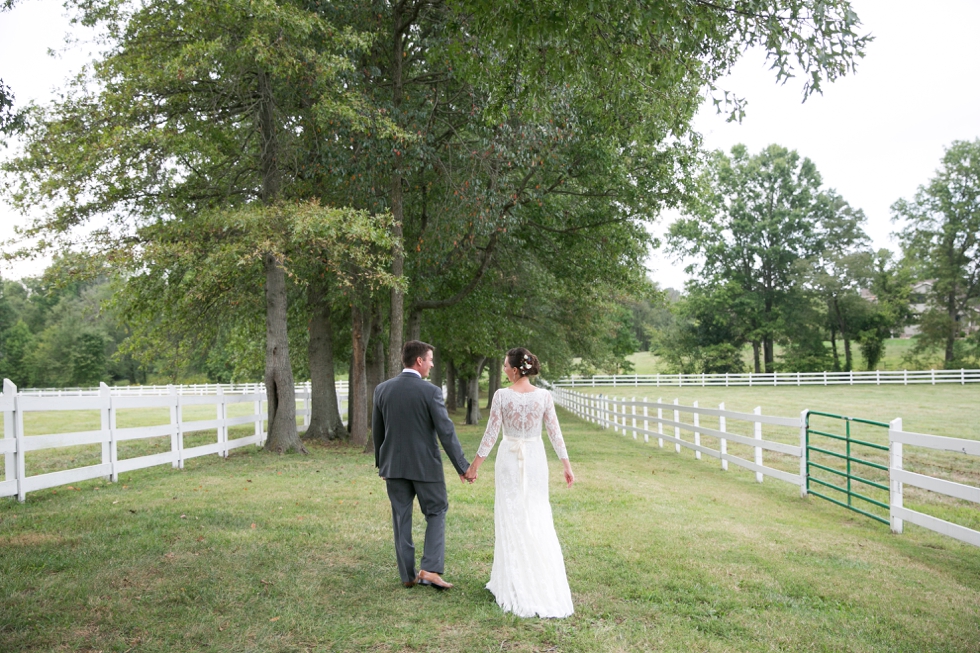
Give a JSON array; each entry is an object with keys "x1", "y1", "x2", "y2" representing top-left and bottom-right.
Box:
[{"x1": 373, "y1": 340, "x2": 470, "y2": 590}]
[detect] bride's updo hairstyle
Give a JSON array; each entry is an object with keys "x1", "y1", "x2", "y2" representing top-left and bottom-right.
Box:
[{"x1": 507, "y1": 347, "x2": 540, "y2": 377}]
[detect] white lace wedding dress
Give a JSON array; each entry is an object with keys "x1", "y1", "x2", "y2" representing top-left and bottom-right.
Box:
[{"x1": 477, "y1": 388, "x2": 574, "y2": 618}]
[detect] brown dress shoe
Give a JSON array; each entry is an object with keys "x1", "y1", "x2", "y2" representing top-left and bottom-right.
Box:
[
  {"x1": 403, "y1": 580, "x2": 416, "y2": 588},
  {"x1": 417, "y1": 570, "x2": 453, "y2": 590}
]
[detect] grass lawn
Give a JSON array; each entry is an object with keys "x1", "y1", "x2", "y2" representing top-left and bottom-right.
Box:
[{"x1": 2, "y1": 404, "x2": 980, "y2": 652}]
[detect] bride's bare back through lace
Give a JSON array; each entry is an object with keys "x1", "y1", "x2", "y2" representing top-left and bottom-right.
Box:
[{"x1": 477, "y1": 388, "x2": 568, "y2": 460}]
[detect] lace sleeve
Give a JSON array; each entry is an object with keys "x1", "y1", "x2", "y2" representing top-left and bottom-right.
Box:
[
  {"x1": 476, "y1": 390, "x2": 503, "y2": 458},
  {"x1": 544, "y1": 392, "x2": 568, "y2": 460}
]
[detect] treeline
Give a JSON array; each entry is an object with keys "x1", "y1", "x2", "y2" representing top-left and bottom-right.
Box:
[
  {"x1": 626, "y1": 141, "x2": 980, "y2": 374},
  {"x1": 0, "y1": 0, "x2": 871, "y2": 452}
]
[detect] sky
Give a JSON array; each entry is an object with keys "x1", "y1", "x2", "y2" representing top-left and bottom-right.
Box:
[{"x1": 2, "y1": 1, "x2": 980, "y2": 286}]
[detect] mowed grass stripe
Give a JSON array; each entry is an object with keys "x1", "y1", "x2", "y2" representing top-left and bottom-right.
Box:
[{"x1": 1, "y1": 406, "x2": 979, "y2": 652}]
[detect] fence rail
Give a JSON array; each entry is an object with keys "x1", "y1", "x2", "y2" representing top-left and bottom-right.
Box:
[
  {"x1": 551, "y1": 387, "x2": 980, "y2": 549},
  {"x1": 1, "y1": 380, "x2": 348, "y2": 503},
  {"x1": 16, "y1": 381, "x2": 347, "y2": 397},
  {"x1": 554, "y1": 368, "x2": 980, "y2": 388}
]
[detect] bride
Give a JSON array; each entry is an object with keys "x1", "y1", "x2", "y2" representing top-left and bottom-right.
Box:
[{"x1": 464, "y1": 348, "x2": 574, "y2": 618}]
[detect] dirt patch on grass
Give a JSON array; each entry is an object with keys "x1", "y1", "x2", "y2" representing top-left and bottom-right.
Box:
[{"x1": 0, "y1": 532, "x2": 71, "y2": 547}]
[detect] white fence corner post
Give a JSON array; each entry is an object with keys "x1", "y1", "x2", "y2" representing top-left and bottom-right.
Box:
[
  {"x1": 719, "y1": 402, "x2": 728, "y2": 471},
  {"x1": 100, "y1": 382, "x2": 113, "y2": 482},
  {"x1": 693, "y1": 400, "x2": 701, "y2": 460},
  {"x1": 889, "y1": 417, "x2": 904, "y2": 534},
  {"x1": 657, "y1": 398, "x2": 664, "y2": 448},
  {"x1": 754, "y1": 406, "x2": 763, "y2": 483},
  {"x1": 673, "y1": 399, "x2": 681, "y2": 453},
  {"x1": 3, "y1": 379, "x2": 16, "y2": 493},
  {"x1": 799, "y1": 410, "x2": 809, "y2": 498},
  {"x1": 4, "y1": 379, "x2": 27, "y2": 502}
]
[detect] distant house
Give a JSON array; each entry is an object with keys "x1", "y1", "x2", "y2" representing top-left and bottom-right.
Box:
[{"x1": 901, "y1": 280, "x2": 979, "y2": 338}]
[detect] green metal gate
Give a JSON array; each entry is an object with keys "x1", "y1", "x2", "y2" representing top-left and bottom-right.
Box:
[{"x1": 805, "y1": 411, "x2": 891, "y2": 525}]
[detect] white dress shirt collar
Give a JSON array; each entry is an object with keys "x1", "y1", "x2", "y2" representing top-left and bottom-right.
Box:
[{"x1": 402, "y1": 368, "x2": 421, "y2": 377}]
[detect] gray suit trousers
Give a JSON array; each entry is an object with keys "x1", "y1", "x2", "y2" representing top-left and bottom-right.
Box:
[{"x1": 385, "y1": 478, "x2": 448, "y2": 583}]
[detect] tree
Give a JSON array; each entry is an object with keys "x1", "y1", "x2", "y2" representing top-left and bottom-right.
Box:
[
  {"x1": 3, "y1": 0, "x2": 384, "y2": 449},
  {"x1": 0, "y1": 320, "x2": 33, "y2": 386},
  {"x1": 894, "y1": 139, "x2": 980, "y2": 367},
  {"x1": 669, "y1": 144, "x2": 832, "y2": 372}
]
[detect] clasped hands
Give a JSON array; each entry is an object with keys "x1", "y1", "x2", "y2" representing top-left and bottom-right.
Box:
[{"x1": 461, "y1": 463, "x2": 479, "y2": 484}]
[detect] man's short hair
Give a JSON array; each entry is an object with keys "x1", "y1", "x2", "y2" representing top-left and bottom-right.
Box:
[{"x1": 402, "y1": 340, "x2": 434, "y2": 369}]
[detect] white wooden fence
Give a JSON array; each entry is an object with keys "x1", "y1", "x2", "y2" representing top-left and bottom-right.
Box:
[
  {"x1": 1, "y1": 380, "x2": 348, "y2": 503},
  {"x1": 552, "y1": 387, "x2": 980, "y2": 548},
  {"x1": 555, "y1": 368, "x2": 980, "y2": 388},
  {"x1": 17, "y1": 380, "x2": 348, "y2": 397}
]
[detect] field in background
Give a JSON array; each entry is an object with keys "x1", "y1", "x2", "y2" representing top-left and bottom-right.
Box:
[
  {"x1": 625, "y1": 338, "x2": 946, "y2": 375},
  {"x1": 2, "y1": 410, "x2": 979, "y2": 652}
]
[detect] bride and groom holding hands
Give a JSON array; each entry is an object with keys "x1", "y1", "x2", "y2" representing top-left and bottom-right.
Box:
[{"x1": 373, "y1": 340, "x2": 575, "y2": 618}]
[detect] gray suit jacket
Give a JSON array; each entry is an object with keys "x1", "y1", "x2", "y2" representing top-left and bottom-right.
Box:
[{"x1": 373, "y1": 372, "x2": 469, "y2": 482}]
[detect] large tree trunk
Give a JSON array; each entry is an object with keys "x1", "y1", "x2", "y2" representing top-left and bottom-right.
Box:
[
  {"x1": 465, "y1": 357, "x2": 487, "y2": 425},
  {"x1": 407, "y1": 307, "x2": 422, "y2": 342},
  {"x1": 305, "y1": 284, "x2": 346, "y2": 442},
  {"x1": 830, "y1": 325, "x2": 840, "y2": 371},
  {"x1": 387, "y1": 5, "x2": 406, "y2": 380},
  {"x1": 431, "y1": 346, "x2": 443, "y2": 390},
  {"x1": 263, "y1": 253, "x2": 304, "y2": 454},
  {"x1": 456, "y1": 372, "x2": 467, "y2": 410},
  {"x1": 945, "y1": 292, "x2": 958, "y2": 364},
  {"x1": 364, "y1": 301, "x2": 385, "y2": 453},
  {"x1": 486, "y1": 357, "x2": 500, "y2": 409},
  {"x1": 445, "y1": 358, "x2": 457, "y2": 413},
  {"x1": 751, "y1": 341, "x2": 761, "y2": 374},
  {"x1": 833, "y1": 298, "x2": 851, "y2": 372},
  {"x1": 764, "y1": 335, "x2": 774, "y2": 374},
  {"x1": 349, "y1": 303, "x2": 370, "y2": 447}
]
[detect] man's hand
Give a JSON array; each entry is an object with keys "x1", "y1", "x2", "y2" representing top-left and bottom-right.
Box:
[
  {"x1": 464, "y1": 463, "x2": 478, "y2": 483},
  {"x1": 459, "y1": 473, "x2": 472, "y2": 484}
]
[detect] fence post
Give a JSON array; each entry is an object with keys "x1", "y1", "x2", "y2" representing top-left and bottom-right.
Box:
[
  {"x1": 693, "y1": 400, "x2": 701, "y2": 460},
  {"x1": 799, "y1": 410, "x2": 809, "y2": 498},
  {"x1": 673, "y1": 399, "x2": 681, "y2": 453},
  {"x1": 643, "y1": 403, "x2": 649, "y2": 443},
  {"x1": 4, "y1": 379, "x2": 26, "y2": 502},
  {"x1": 169, "y1": 385, "x2": 180, "y2": 469},
  {"x1": 3, "y1": 379, "x2": 15, "y2": 493},
  {"x1": 302, "y1": 384, "x2": 311, "y2": 429},
  {"x1": 904, "y1": 369, "x2": 908, "y2": 385},
  {"x1": 657, "y1": 398, "x2": 664, "y2": 448},
  {"x1": 217, "y1": 386, "x2": 228, "y2": 458},
  {"x1": 754, "y1": 406, "x2": 763, "y2": 483},
  {"x1": 631, "y1": 397, "x2": 637, "y2": 440},
  {"x1": 889, "y1": 417, "x2": 903, "y2": 534},
  {"x1": 719, "y1": 402, "x2": 727, "y2": 471},
  {"x1": 100, "y1": 382, "x2": 112, "y2": 482},
  {"x1": 256, "y1": 389, "x2": 265, "y2": 445},
  {"x1": 962, "y1": 368, "x2": 966, "y2": 385}
]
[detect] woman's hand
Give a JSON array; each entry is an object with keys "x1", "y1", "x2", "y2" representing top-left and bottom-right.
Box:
[
  {"x1": 562, "y1": 460, "x2": 574, "y2": 488},
  {"x1": 464, "y1": 456, "x2": 485, "y2": 483}
]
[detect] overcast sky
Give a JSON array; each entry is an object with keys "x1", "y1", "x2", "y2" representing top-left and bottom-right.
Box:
[{"x1": 3, "y1": 1, "x2": 980, "y2": 287}]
